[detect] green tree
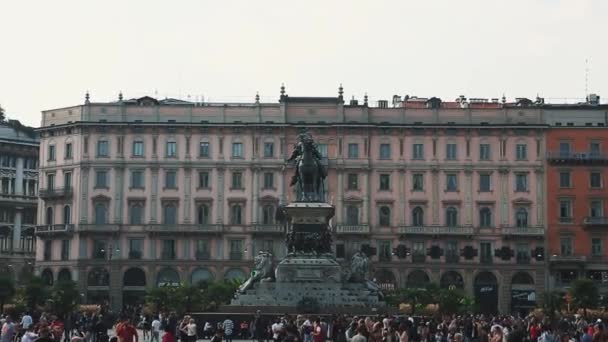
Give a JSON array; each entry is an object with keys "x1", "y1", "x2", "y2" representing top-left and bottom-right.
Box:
[
  {"x1": 175, "y1": 284, "x2": 204, "y2": 313},
  {"x1": 201, "y1": 280, "x2": 240, "y2": 311},
  {"x1": 146, "y1": 286, "x2": 176, "y2": 312},
  {"x1": 50, "y1": 280, "x2": 80, "y2": 319},
  {"x1": 570, "y1": 279, "x2": 599, "y2": 313},
  {"x1": 0, "y1": 276, "x2": 16, "y2": 314},
  {"x1": 540, "y1": 290, "x2": 563, "y2": 320},
  {"x1": 24, "y1": 276, "x2": 50, "y2": 310},
  {"x1": 438, "y1": 288, "x2": 473, "y2": 315}
]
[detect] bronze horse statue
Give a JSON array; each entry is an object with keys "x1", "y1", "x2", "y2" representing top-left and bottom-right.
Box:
[{"x1": 293, "y1": 139, "x2": 326, "y2": 202}]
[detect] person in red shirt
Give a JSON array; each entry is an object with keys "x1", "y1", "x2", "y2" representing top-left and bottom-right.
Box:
[
  {"x1": 115, "y1": 318, "x2": 138, "y2": 342},
  {"x1": 162, "y1": 326, "x2": 175, "y2": 342}
]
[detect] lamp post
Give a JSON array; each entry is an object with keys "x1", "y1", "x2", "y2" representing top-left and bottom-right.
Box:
[{"x1": 100, "y1": 243, "x2": 120, "y2": 310}]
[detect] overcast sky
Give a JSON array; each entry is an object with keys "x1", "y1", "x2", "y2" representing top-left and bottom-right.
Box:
[{"x1": 0, "y1": 0, "x2": 606, "y2": 127}]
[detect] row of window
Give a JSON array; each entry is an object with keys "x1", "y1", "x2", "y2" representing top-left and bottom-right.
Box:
[
  {"x1": 555, "y1": 141, "x2": 603, "y2": 155},
  {"x1": 353, "y1": 172, "x2": 531, "y2": 192},
  {"x1": 560, "y1": 236, "x2": 606, "y2": 257},
  {"x1": 345, "y1": 205, "x2": 531, "y2": 228},
  {"x1": 558, "y1": 171, "x2": 604, "y2": 189},
  {"x1": 0, "y1": 178, "x2": 37, "y2": 196},
  {"x1": 45, "y1": 202, "x2": 277, "y2": 226},
  {"x1": 0, "y1": 155, "x2": 38, "y2": 169},
  {"x1": 347, "y1": 142, "x2": 533, "y2": 161},
  {"x1": 558, "y1": 199, "x2": 607, "y2": 221},
  {"x1": 43, "y1": 238, "x2": 254, "y2": 262}
]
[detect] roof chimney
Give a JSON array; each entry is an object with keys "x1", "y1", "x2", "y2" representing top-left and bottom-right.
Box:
[{"x1": 587, "y1": 93, "x2": 600, "y2": 105}]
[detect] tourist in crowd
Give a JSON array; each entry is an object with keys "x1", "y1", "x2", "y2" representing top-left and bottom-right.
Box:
[
  {"x1": 150, "y1": 317, "x2": 160, "y2": 342},
  {"x1": 160, "y1": 326, "x2": 174, "y2": 342},
  {"x1": 222, "y1": 316, "x2": 234, "y2": 342},
  {"x1": 1, "y1": 316, "x2": 15, "y2": 342}
]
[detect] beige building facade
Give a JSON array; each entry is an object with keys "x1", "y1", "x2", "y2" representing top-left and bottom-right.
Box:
[{"x1": 36, "y1": 90, "x2": 560, "y2": 313}]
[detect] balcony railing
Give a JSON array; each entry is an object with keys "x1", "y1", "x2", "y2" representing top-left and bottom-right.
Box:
[
  {"x1": 128, "y1": 251, "x2": 143, "y2": 260},
  {"x1": 335, "y1": 224, "x2": 371, "y2": 234},
  {"x1": 547, "y1": 151, "x2": 608, "y2": 164},
  {"x1": 144, "y1": 224, "x2": 222, "y2": 233},
  {"x1": 550, "y1": 255, "x2": 587, "y2": 263},
  {"x1": 584, "y1": 217, "x2": 608, "y2": 227},
  {"x1": 412, "y1": 254, "x2": 426, "y2": 263},
  {"x1": 252, "y1": 224, "x2": 284, "y2": 233},
  {"x1": 502, "y1": 226, "x2": 544, "y2": 237},
  {"x1": 161, "y1": 252, "x2": 176, "y2": 260},
  {"x1": 195, "y1": 251, "x2": 211, "y2": 260},
  {"x1": 229, "y1": 252, "x2": 243, "y2": 261},
  {"x1": 77, "y1": 224, "x2": 120, "y2": 232},
  {"x1": 39, "y1": 187, "x2": 73, "y2": 200},
  {"x1": 399, "y1": 226, "x2": 474, "y2": 236},
  {"x1": 445, "y1": 254, "x2": 460, "y2": 264},
  {"x1": 35, "y1": 224, "x2": 75, "y2": 235}
]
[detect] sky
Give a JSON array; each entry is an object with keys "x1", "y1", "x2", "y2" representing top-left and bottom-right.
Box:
[{"x1": 0, "y1": 0, "x2": 607, "y2": 127}]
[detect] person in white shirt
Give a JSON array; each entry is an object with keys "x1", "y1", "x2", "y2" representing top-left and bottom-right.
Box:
[
  {"x1": 21, "y1": 326, "x2": 37, "y2": 342},
  {"x1": 20, "y1": 314, "x2": 33, "y2": 330},
  {"x1": 186, "y1": 319, "x2": 197, "y2": 342},
  {"x1": 203, "y1": 322, "x2": 214, "y2": 339},
  {"x1": 150, "y1": 319, "x2": 161, "y2": 342}
]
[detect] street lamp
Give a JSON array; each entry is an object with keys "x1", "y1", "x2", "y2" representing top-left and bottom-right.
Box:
[{"x1": 100, "y1": 244, "x2": 120, "y2": 310}]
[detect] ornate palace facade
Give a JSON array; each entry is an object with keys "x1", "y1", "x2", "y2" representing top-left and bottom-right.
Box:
[
  {"x1": 0, "y1": 120, "x2": 39, "y2": 282},
  {"x1": 34, "y1": 88, "x2": 606, "y2": 313}
]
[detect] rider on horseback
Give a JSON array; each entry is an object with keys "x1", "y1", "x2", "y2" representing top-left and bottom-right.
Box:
[{"x1": 286, "y1": 132, "x2": 326, "y2": 187}]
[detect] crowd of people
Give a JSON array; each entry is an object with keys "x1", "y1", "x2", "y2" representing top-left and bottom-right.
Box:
[{"x1": 3, "y1": 310, "x2": 608, "y2": 342}]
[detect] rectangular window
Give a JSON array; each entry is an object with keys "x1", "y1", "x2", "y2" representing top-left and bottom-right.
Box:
[
  {"x1": 413, "y1": 144, "x2": 424, "y2": 159},
  {"x1": 379, "y1": 174, "x2": 390, "y2": 191},
  {"x1": 515, "y1": 174, "x2": 528, "y2": 192},
  {"x1": 47, "y1": 174, "x2": 55, "y2": 190},
  {"x1": 48, "y1": 145, "x2": 56, "y2": 161},
  {"x1": 165, "y1": 171, "x2": 177, "y2": 189},
  {"x1": 412, "y1": 242, "x2": 425, "y2": 262},
  {"x1": 198, "y1": 171, "x2": 210, "y2": 188},
  {"x1": 263, "y1": 172, "x2": 274, "y2": 189},
  {"x1": 131, "y1": 170, "x2": 144, "y2": 188},
  {"x1": 516, "y1": 243, "x2": 530, "y2": 264},
  {"x1": 232, "y1": 142, "x2": 243, "y2": 158},
  {"x1": 446, "y1": 241, "x2": 459, "y2": 263},
  {"x1": 559, "y1": 142, "x2": 571, "y2": 157},
  {"x1": 133, "y1": 141, "x2": 144, "y2": 157},
  {"x1": 317, "y1": 144, "x2": 328, "y2": 158},
  {"x1": 590, "y1": 200, "x2": 603, "y2": 218},
  {"x1": 163, "y1": 204, "x2": 177, "y2": 224},
  {"x1": 480, "y1": 242, "x2": 493, "y2": 264},
  {"x1": 229, "y1": 239, "x2": 244, "y2": 260},
  {"x1": 559, "y1": 200, "x2": 572, "y2": 222},
  {"x1": 590, "y1": 172, "x2": 602, "y2": 188},
  {"x1": 65, "y1": 143, "x2": 73, "y2": 159},
  {"x1": 560, "y1": 237, "x2": 572, "y2": 256},
  {"x1": 559, "y1": 172, "x2": 571, "y2": 188},
  {"x1": 479, "y1": 144, "x2": 491, "y2": 160},
  {"x1": 446, "y1": 144, "x2": 457, "y2": 160},
  {"x1": 590, "y1": 142, "x2": 601, "y2": 156},
  {"x1": 162, "y1": 240, "x2": 176, "y2": 260},
  {"x1": 592, "y1": 238, "x2": 603, "y2": 257},
  {"x1": 199, "y1": 142, "x2": 210, "y2": 158},
  {"x1": 378, "y1": 241, "x2": 391, "y2": 262},
  {"x1": 446, "y1": 174, "x2": 458, "y2": 192},
  {"x1": 412, "y1": 173, "x2": 424, "y2": 191},
  {"x1": 60, "y1": 239, "x2": 69, "y2": 261},
  {"x1": 479, "y1": 174, "x2": 491, "y2": 192},
  {"x1": 166, "y1": 141, "x2": 177, "y2": 157},
  {"x1": 348, "y1": 143, "x2": 359, "y2": 159},
  {"x1": 347, "y1": 173, "x2": 358, "y2": 190},
  {"x1": 335, "y1": 244, "x2": 345, "y2": 259},
  {"x1": 516, "y1": 144, "x2": 528, "y2": 160},
  {"x1": 264, "y1": 142, "x2": 274, "y2": 158},
  {"x1": 232, "y1": 172, "x2": 243, "y2": 189},
  {"x1": 379, "y1": 143, "x2": 391, "y2": 160},
  {"x1": 196, "y1": 240, "x2": 210, "y2": 260},
  {"x1": 95, "y1": 171, "x2": 107, "y2": 188},
  {"x1": 64, "y1": 172, "x2": 72, "y2": 190},
  {"x1": 44, "y1": 240, "x2": 52, "y2": 261},
  {"x1": 129, "y1": 204, "x2": 143, "y2": 225},
  {"x1": 97, "y1": 140, "x2": 108, "y2": 157},
  {"x1": 129, "y1": 239, "x2": 144, "y2": 259},
  {"x1": 92, "y1": 240, "x2": 106, "y2": 259}
]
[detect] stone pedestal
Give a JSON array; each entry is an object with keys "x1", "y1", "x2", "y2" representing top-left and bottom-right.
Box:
[{"x1": 275, "y1": 255, "x2": 341, "y2": 283}]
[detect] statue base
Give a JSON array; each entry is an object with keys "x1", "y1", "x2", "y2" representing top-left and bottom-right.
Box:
[{"x1": 275, "y1": 254, "x2": 342, "y2": 283}]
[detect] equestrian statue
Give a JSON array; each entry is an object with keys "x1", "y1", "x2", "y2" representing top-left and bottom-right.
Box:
[{"x1": 286, "y1": 131, "x2": 327, "y2": 202}]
